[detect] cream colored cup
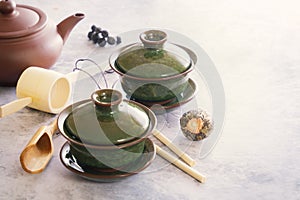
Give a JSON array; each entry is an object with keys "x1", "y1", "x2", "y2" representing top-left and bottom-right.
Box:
[{"x1": 0, "y1": 67, "x2": 78, "y2": 117}]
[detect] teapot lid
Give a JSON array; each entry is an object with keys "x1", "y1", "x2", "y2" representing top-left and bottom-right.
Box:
[
  {"x1": 0, "y1": 0, "x2": 47, "y2": 39},
  {"x1": 111, "y1": 30, "x2": 192, "y2": 78},
  {"x1": 63, "y1": 89, "x2": 155, "y2": 146}
]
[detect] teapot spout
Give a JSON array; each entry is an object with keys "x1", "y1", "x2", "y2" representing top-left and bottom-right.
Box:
[{"x1": 57, "y1": 13, "x2": 85, "y2": 44}]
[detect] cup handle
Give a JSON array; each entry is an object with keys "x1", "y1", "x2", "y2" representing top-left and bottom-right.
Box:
[
  {"x1": 65, "y1": 70, "x2": 79, "y2": 83},
  {"x1": 0, "y1": 97, "x2": 32, "y2": 118}
]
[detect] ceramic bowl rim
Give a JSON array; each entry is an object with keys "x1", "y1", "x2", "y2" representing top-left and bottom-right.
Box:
[
  {"x1": 109, "y1": 43, "x2": 194, "y2": 81},
  {"x1": 59, "y1": 138, "x2": 156, "y2": 181},
  {"x1": 57, "y1": 99, "x2": 157, "y2": 150}
]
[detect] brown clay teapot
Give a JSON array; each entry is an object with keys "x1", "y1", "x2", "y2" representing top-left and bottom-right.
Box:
[{"x1": 0, "y1": 0, "x2": 85, "y2": 86}]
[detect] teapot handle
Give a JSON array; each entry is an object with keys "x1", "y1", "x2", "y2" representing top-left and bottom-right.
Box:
[{"x1": 0, "y1": 0, "x2": 16, "y2": 15}]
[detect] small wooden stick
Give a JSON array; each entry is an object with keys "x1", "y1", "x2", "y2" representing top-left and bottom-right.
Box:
[
  {"x1": 153, "y1": 130, "x2": 196, "y2": 167},
  {"x1": 155, "y1": 144, "x2": 206, "y2": 183}
]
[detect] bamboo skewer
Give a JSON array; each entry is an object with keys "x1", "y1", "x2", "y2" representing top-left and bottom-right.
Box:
[
  {"x1": 155, "y1": 144, "x2": 206, "y2": 183},
  {"x1": 153, "y1": 130, "x2": 196, "y2": 167}
]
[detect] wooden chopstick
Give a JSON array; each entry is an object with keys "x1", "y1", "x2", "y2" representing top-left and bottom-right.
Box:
[
  {"x1": 153, "y1": 130, "x2": 196, "y2": 167},
  {"x1": 155, "y1": 144, "x2": 206, "y2": 183}
]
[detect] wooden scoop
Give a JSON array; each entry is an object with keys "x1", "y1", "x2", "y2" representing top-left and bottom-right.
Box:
[{"x1": 20, "y1": 119, "x2": 58, "y2": 174}]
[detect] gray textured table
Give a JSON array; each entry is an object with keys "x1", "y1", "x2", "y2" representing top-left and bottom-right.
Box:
[{"x1": 1, "y1": 0, "x2": 300, "y2": 199}]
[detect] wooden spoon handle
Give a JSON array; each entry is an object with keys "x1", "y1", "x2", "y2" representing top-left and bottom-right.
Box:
[
  {"x1": 0, "y1": 97, "x2": 32, "y2": 118},
  {"x1": 23, "y1": 119, "x2": 58, "y2": 147},
  {"x1": 47, "y1": 119, "x2": 58, "y2": 136}
]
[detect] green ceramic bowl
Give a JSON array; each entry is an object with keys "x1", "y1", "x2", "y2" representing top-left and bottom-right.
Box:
[
  {"x1": 119, "y1": 74, "x2": 190, "y2": 103},
  {"x1": 58, "y1": 89, "x2": 157, "y2": 170},
  {"x1": 69, "y1": 139, "x2": 146, "y2": 169},
  {"x1": 109, "y1": 30, "x2": 194, "y2": 104}
]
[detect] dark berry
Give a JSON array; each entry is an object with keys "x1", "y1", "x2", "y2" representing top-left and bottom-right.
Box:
[
  {"x1": 98, "y1": 38, "x2": 107, "y2": 47},
  {"x1": 91, "y1": 25, "x2": 97, "y2": 32},
  {"x1": 101, "y1": 30, "x2": 109, "y2": 38},
  {"x1": 116, "y1": 36, "x2": 121, "y2": 44},
  {"x1": 95, "y1": 27, "x2": 101, "y2": 33},
  {"x1": 91, "y1": 33, "x2": 99, "y2": 44},
  {"x1": 97, "y1": 37, "x2": 105, "y2": 44},
  {"x1": 87, "y1": 31, "x2": 93, "y2": 40},
  {"x1": 107, "y1": 36, "x2": 116, "y2": 45}
]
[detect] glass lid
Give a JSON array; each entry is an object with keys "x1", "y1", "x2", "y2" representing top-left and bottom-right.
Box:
[
  {"x1": 63, "y1": 89, "x2": 151, "y2": 145},
  {"x1": 113, "y1": 30, "x2": 192, "y2": 78}
]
